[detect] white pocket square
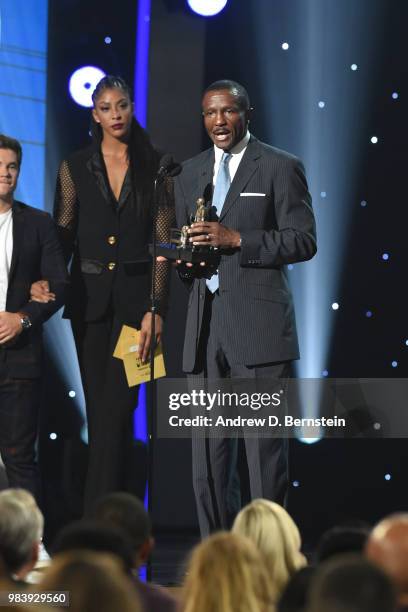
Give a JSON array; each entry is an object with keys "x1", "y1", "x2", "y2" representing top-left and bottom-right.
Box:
[{"x1": 240, "y1": 192, "x2": 266, "y2": 197}]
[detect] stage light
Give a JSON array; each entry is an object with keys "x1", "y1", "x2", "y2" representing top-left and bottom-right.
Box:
[
  {"x1": 331, "y1": 303, "x2": 339, "y2": 310},
  {"x1": 68, "y1": 390, "x2": 76, "y2": 398},
  {"x1": 187, "y1": 0, "x2": 228, "y2": 17},
  {"x1": 49, "y1": 433, "x2": 57, "y2": 441},
  {"x1": 382, "y1": 253, "x2": 389, "y2": 261},
  {"x1": 392, "y1": 361, "x2": 398, "y2": 368},
  {"x1": 287, "y1": 264, "x2": 294, "y2": 270},
  {"x1": 360, "y1": 200, "x2": 367, "y2": 207},
  {"x1": 292, "y1": 480, "x2": 300, "y2": 487},
  {"x1": 384, "y1": 473, "x2": 391, "y2": 481},
  {"x1": 69, "y1": 66, "x2": 106, "y2": 108},
  {"x1": 318, "y1": 101, "x2": 325, "y2": 108},
  {"x1": 392, "y1": 92, "x2": 399, "y2": 99},
  {"x1": 366, "y1": 310, "x2": 373, "y2": 318},
  {"x1": 282, "y1": 42, "x2": 289, "y2": 50},
  {"x1": 104, "y1": 36, "x2": 112, "y2": 44},
  {"x1": 351, "y1": 63, "x2": 358, "y2": 71},
  {"x1": 322, "y1": 370, "x2": 329, "y2": 377},
  {"x1": 371, "y1": 136, "x2": 378, "y2": 143},
  {"x1": 405, "y1": 340, "x2": 408, "y2": 346},
  {"x1": 373, "y1": 422, "x2": 381, "y2": 430},
  {"x1": 320, "y1": 191, "x2": 327, "y2": 198}
]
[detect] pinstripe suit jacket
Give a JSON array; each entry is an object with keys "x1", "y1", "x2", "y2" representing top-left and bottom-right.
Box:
[{"x1": 174, "y1": 136, "x2": 317, "y2": 372}]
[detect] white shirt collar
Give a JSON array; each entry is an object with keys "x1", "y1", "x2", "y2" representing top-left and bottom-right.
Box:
[{"x1": 214, "y1": 131, "x2": 251, "y2": 162}]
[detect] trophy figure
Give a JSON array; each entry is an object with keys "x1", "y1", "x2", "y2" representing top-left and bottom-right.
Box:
[{"x1": 153, "y1": 197, "x2": 220, "y2": 264}]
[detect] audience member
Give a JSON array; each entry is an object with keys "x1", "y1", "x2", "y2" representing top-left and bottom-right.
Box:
[
  {"x1": 232, "y1": 499, "x2": 306, "y2": 603},
  {"x1": 316, "y1": 523, "x2": 370, "y2": 563},
  {"x1": 39, "y1": 550, "x2": 140, "y2": 612},
  {"x1": 366, "y1": 513, "x2": 408, "y2": 610},
  {"x1": 0, "y1": 489, "x2": 43, "y2": 583},
  {"x1": 51, "y1": 520, "x2": 134, "y2": 574},
  {"x1": 91, "y1": 492, "x2": 177, "y2": 612},
  {"x1": 278, "y1": 567, "x2": 316, "y2": 612},
  {"x1": 307, "y1": 554, "x2": 396, "y2": 612},
  {"x1": 182, "y1": 531, "x2": 274, "y2": 612}
]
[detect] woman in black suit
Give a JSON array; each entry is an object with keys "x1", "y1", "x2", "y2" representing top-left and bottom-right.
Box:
[{"x1": 33, "y1": 76, "x2": 173, "y2": 511}]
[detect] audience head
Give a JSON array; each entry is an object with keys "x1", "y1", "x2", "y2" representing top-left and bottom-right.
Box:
[
  {"x1": 51, "y1": 520, "x2": 134, "y2": 574},
  {"x1": 91, "y1": 492, "x2": 152, "y2": 567},
  {"x1": 366, "y1": 513, "x2": 408, "y2": 607},
  {"x1": 316, "y1": 524, "x2": 370, "y2": 563},
  {"x1": 307, "y1": 554, "x2": 396, "y2": 612},
  {"x1": 39, "y1": 551, "x2": 140, "y2": 612},
  {"x1": 0, "y1": 489, "x2": 44, "y2": 579},
  {"x1": 232, "y1": 499, "x2": 306, "y2": 601},
  {"x1": 278, "y1": 566, "x2": 316, "y2": 612},
  {"x1": 182, "y1": 531, "x2": 273, "y2": 612}
]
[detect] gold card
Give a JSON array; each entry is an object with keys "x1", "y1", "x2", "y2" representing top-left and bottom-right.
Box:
[{"x1": 113, "y1": 325, "x2": 166, "y2": 387}]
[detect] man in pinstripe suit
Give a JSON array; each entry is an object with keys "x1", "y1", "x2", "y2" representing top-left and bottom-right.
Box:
[{"x1": 174, "y1": 80, "x2": 317, "y2": 537}]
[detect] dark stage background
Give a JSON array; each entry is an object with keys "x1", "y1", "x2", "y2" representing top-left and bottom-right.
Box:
[{"x1": 24, "y1": 0, "x2": 408, "y2": 551}]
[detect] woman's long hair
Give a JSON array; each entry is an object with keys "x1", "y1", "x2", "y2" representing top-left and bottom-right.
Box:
[
  {"x1": 232, "y1": 499, "x2": 307, "y2": 603},
  {"x1": 182, "y1": 532, "x2": 274, "y2": 612},
  {"x1": 90, "y1": 75, "x2": 159, "y2": 217}
]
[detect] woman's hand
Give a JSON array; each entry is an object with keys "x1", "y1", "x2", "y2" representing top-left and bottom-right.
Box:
[
  {"x1": 138, "y1": 312, "x2": 163, "y2": 363},
  {"x1": 30, "y1": 280, "x2": 56, "y2": 303}
]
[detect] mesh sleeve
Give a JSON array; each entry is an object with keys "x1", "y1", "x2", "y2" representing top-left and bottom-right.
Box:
[
  {"x1": 53, "y1": 159, "x2": 78, "y2": 263},
  {"x1": 152, "y1": 176, "x2": 175, "y2": 318}
]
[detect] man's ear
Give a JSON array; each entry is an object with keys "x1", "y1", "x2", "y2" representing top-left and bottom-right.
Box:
[{"x1": 139, "y1": 537, "x2": 154, "y2": 564}]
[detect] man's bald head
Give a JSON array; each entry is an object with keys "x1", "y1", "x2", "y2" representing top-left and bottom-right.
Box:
[{"x1": 366, "y1": 513, "x2": 408, "y2": 606}]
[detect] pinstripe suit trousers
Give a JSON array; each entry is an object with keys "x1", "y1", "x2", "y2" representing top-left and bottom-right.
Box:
[{"x1": 189, "y1": 289, "x2": 290, "y2": 537}]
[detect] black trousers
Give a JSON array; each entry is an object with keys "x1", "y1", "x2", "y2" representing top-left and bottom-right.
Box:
[
  {"x1": 0, "y1": 363, "x2": 40, "y2": 499},
  {"x1": 189, "y1": 290, "x2": 290, "y2": 537},
  {"x1": 71, "y1": 315, "x2": 140, "y2": 513}
]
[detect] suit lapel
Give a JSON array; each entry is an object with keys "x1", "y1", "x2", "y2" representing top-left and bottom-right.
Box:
[
  {"x1": 9, "y1": 202, "x2": 25, "y2": 283},
  {"x1": 219, "y1": 137, "x2": 262, "y2": 222}
]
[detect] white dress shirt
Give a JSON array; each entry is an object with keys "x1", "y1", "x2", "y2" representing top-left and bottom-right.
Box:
[
  {"x1": 213, "y1": 130, "x2": 251, "y2": 184},
  {"x1": 0, "y1": 207, "x2": 13, "y2": 311}
]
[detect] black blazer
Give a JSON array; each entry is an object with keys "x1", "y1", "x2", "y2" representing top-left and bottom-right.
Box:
[
  {"x1": 175, "y1": 137, "x2": 317, "y2": 371},
  {"x1": 54, "y1": 145, "x2": 172, "y2": 324},
  {"x1": 2, "y1": 202, "x2": 68, "y2": 378}
]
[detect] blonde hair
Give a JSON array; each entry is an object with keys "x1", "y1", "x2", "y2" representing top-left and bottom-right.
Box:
[
  {"x1": 182, "y1": 531, "x2": 273, "y2": 612},
  {"x1": 232, "y1": 499, "x2": 306, "y2": 601},
  {"x1": 38, "y1": 551, "x2": 140, "y2": 612}
]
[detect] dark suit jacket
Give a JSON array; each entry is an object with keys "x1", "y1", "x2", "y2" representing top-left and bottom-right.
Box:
[
  {"x1": 2, "y1": 201, "x2": 68, "y2": 378},
  {"x1": 54, "y1": 145, "x2": 172, "y2": 324},
  {"x1": 174, "y1": 136, "x2": 317, "y2": 371}
]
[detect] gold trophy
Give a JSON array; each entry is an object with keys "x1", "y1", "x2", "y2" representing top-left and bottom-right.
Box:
[{"x1": 154, "y1": 197, "x2": 220, "y2": 264}]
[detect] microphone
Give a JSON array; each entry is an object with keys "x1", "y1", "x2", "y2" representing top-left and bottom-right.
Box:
[{"x1": 157, "y1": 154, "x2": 182, "y2": 179}]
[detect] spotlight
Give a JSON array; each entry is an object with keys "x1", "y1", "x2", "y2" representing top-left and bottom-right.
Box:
[
  {"x1": 365, "y1": 310, "x2": 373, "y2": 318},
  {"x1": 69, "y1": 66, "x2": 106, "y2": 108},
  {"x1": 331, "y1": 303, "x2": 339, "y2": 311},
  {"x1": 371, "y1": 136, "x2": 378, "y2": 144},
  {"x1": 68, "y1": 390, "x2": 76, "y2": 398},
  {"x1": 382, "y1": 253, "x2": 389, "y2": 261},
  {"x1": 392, "y1": 92, "x2": 399, "y2": 99},
  {"x1": 104, "y1": 36, "x2": 112, "y2": 44},
  {"x1": 405, "y1": 340, "x2": 408, "y2": 346},
  {"x1": 287, "y1": 264, "x2": 294, "y2": 271},
  {"x1": 322, "y1": 369, "x2": 329, "y2": 377},
  {"x1": 360, "y1": 200, "x2": 367, "y2": 207},
  {"x1": 351, "y1": 63, "x2": 358, "y2": 71},
  {"x1": 282, "y1": 42, "x2": 289, "y2": 50},
  {"x1": 292, "y1": 480, "x2": 300, "y2": 487},
  {"x1": 391, "y1": 361, "x2": 398, "y2": 368},
  {"x1": 318, "y1": 101, "x2": 325, "y2": 108},
  {"x1": 384, "y1": 473, "x2": 391, "y2": 481},
  {"x1": 49, "y1": 433, "x2": 57, "y2": 441},
  {"x1": 320, "y1": 191, "x2": 327, "y2": 198},
  {"x1": 373, "y1": 422, "x2": 381, "y2": 430},
  {"x1": 187, "y1": 0, "x2": 228, "y2": 17}
]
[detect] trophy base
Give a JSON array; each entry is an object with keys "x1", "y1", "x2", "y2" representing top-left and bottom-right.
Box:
[{"x1": 151, "y1": 244, "x2": 220, "y2": 265}]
